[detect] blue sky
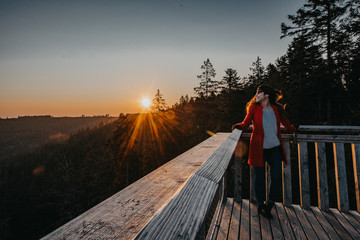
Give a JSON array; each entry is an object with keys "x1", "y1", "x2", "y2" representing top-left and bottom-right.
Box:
[{"x1": 0, "y1": 0, "x2": 305, "y2": 117}]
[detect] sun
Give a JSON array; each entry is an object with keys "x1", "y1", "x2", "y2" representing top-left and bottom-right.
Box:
[{"x1": 141, "y1": 97, "x2": 151, "y2": 109}]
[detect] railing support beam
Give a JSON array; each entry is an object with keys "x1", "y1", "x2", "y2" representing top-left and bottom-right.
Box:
[
  {"x1": 315, "y1": 142, "x2": 329, "y2": 211},
  {"x1": 333, "y1": 143, "x2": 349, "y2": 212},
  {"x1": 352, "y1": 143, "x2": 360, "y2": 212},
  {"x1": 298, "y1": 142, "x2": 310, "y2": 209}
]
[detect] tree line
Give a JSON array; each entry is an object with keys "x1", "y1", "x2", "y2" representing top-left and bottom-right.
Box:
[{"x1": 176, "y1": 0, "x2": 359, "y2": 126}]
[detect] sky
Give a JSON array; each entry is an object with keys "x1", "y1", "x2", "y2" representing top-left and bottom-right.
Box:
[{"x1": 0, "y1": 0, "x2": 306, "y2": 118}]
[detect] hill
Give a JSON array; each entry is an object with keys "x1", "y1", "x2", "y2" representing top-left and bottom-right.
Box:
[{"x1": 0, "y1": 116, "x2": 117, "y2": 161}]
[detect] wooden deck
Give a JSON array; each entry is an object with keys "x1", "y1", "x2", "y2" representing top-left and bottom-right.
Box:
[{"x1": 216, "y1": 198, "x2": 360, "y2": 240}]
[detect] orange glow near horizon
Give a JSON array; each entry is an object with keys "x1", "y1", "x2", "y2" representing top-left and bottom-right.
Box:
[{"x1": 0, "y1": 97, "x2": 156, "y2": 118}]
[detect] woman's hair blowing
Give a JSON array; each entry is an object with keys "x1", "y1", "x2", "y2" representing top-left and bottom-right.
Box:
[{"x1": 246, "y1": 84, "x2": 285, "y2": 113}]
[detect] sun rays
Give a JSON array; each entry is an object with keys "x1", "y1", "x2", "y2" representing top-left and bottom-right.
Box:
[{"x1": 120, "y1": 110, "x2": 182, "y2": 161}]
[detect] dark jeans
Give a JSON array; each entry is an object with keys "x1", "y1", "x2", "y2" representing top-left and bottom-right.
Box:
[{"x1": 254, "y1": 145, "x2": 282, "y2": 205}]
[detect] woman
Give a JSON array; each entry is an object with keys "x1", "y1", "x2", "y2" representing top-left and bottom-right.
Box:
[{"x1": 232, "y1": 85, "x2": 296, "y2": 218}]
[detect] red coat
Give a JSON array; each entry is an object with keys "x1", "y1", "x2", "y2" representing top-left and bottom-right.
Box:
[{"x1": 235, "y1": 104, "x2": 296, "y2": 167}]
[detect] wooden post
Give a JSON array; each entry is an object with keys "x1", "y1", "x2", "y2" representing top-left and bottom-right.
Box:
[
  {"x1": 265, "y1": 161, "x2": 269, "y2": 202},
  {"x1": 234, "y1": 142, "x2": 243, "y2": 202},
  {"x1": 315, "y1": 142, "x2": 329, "y2": 211},
  {"x1": 333, "y1": 143, "x2": 349, "y2": 212},
  {"x1": 282, "y1": 141, "x2": 292, "y2": 207},
  {"x1": 351, "y1": 143, "x2": 360, "y2": 212},
  {"x1": 223, "y1": 169, "x2": 228, "y2": 203},
  {"x1": 250, "y1": 166, "x2": 256, "y2": 203},
  {"x1": 297, "y1": 142, "x2": 310, "y2": 209}
]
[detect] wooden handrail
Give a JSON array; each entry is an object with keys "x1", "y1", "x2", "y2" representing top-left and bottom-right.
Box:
[{"x1": 135, "y1": 129, "x2": 242, "y2": 239}]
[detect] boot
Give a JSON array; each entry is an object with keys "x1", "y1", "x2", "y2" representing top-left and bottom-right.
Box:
[
  {"x1": 258, "y1": 203, "x2": 272, "y2": 218},
  {"x1": 258, "y1": 204, "x2": 265, "y2": 215},
  {"x1": 264, "y1": 201, "x2": 274, "y2": 219}
]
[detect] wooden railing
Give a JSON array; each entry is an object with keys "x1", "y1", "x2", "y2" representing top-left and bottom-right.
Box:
[
  {"x1": 135, "y1": 130, "x2": 242, "y2": 239},
  {"x1": 136, "y1": 126, "x2": 360, "y2": 239},
  {"x1": 42, "y1": 125, "x2": 360, "y2": 239}
]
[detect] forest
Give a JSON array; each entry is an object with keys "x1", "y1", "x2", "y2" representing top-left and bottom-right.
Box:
[
  {"x1": 1, "y1": 0, "x2": 359, "y2": 239},
  {"x1": 0, "y1": 116, "x2": 117, "y2": 161}
]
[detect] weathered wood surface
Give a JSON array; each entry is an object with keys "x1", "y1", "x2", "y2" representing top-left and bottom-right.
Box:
[
  {"x1": 296, "y1": 134, "x2": 360, "y2": 143},
  {"x1": 217, "y1": 198, "x2": 233, "y2": 240},
  {"x1": 282, "y1": 140, "x2": 292, "y2": 207},
  {"x1": 233, "y1": 141, "x2": 243, "y2": 202},
  {"x1": 41, "y1": 133, "x2": 231, "y2": 240},
  {"x1": 215, "y1": 198, "x2": 360, "y2": 240},
  {"x1": 228, "y1": 201, "x2": 240, "y2": 240},
  {"x1": 298, "y1": 141, "x2": 311, "y2": 209},
  {"x1": 135, "y1": 130, "x2": 242, "y2": 239},
  {"x1": 315, "y1": 141, "x2": 329, "y2": 211},
  {"x1": 297, "y1": 125, "x2": 360, "y2": 133},
  {"x1": 333, "y1": 142, "x2": 349, "y2": 212},
  {"x1": 241, "y1": 132, "x2": 360, "y2": 143},
  {"x1": 352, "y1": 143, "x2": 360, "y2": 212},
  {"x1": 239, "y1": 124, "x2": 360, "y2": 133}
]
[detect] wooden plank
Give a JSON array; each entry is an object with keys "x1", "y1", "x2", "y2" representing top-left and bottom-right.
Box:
[
  {"x1": 284, "y1": 205, "x2": 307, "y2": 239},
  {"x1": 352, "y1": 143, "x2": 360, "y2": 212},
  {"x1": 250, "y1": 166, "x2": 256, "y2": 203},
  {"x1": 234, "y1": 139, "x2": 247, "y2": 202},
  {"x1": 329, "y1": 208, "x2": 360, "y2": 239},
  {"x1": 136, "y1": 131, "x2": 242, "y2": 239},
  {"x1": 292, "y1": 205, "x2": 319, "y2": 240},
  {"x1": 234, "y1": 160, "x2": 242, "y2": 204},
  {"x1": 217, "y1": 198, "x2": 234, "y2": 240},
  {"x1": 42, "y1": 133, "x2": 230, "y2": 240},
  {"x1": 228, "y1": 199, "x2": 241, "y2": 240},
  {"x1": 250, "y1": 202, "x2": 260, "y2": 240},
  {"x1": 196, "y1": 130, "x2": 242, "y2": 183},
  {"x1": 295, "y1": 134, "x2": 360, "y2": 143},
  {"x1": 350, "y1": 210, "x2": 360, "y2": 223},
  {"x1": 341, "y1": 211, "x2": 360, "y2": 234},
  {"x1": 302, "y1": 208, "x2": 330, "y2": 240},
  {"x1": 298, "y1": 125, "x2": 360, "y2": 133},
  {"x1": 269, "y1": 203, "x2": 284, "y2": 240},
  {"x1": 259, "y1": 209, "x2": 272, "y2": 240},
  {"x1": 240, "y1": 199, "x2": 250, "y2": 240},
  {"x1": 265, "y1": 161, "x2": 270, "y2": 202},
  {"x1": 206, "y1": 195, "x2": 223, "y2": 240},
  {"x1": 241, "y1": 133, "x2": 360, "y2": 143},
  {"x1": 315, "y1": 142, "x2": 329, "y2": 211},
  {"x1": 311, "y1": 206, "x2": 341, "y2": 240},
  {"x1": 275, "y1": 203, "x2": 295, "y2": 240},
  {"x1": 298, "y1": 141, "x2": 311, "y2": 209},
  {"x1": 241, "y1": 125, "x2": 360, "y2": 133},
  {"x1": 136, "y1": 174, "x2": 218, "y2": 239},
  {"x1": 282, "y1": 141, "x2": 292, "y2": 207},
  {"x1": 333, "y1": 143, "x2": 349, "y2": 212},
  {"x1": 322, "y1": 209, "x2": 352, "y2": 240}
]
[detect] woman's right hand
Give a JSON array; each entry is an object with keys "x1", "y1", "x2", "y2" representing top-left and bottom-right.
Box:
[{"x1": 232, "y1": 124, "x2": 242, "y2": 131}]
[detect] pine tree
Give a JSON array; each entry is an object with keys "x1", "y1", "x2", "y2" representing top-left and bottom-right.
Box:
[
  {"x1": 218, "y1": 68, "x2": 241, "y2": 93},
  {"x1": 248, "y1": 56, "x2": 265, "y2": 86},
  {"x1": 194, "y1": 58, "x2": 218, "y2": 97},
  {"x1": 151, "y1": 89, "x2": 167, "y2": 112},
  {"x1": 281, "y1": 0, "x2": 347, "y2": 123}
]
